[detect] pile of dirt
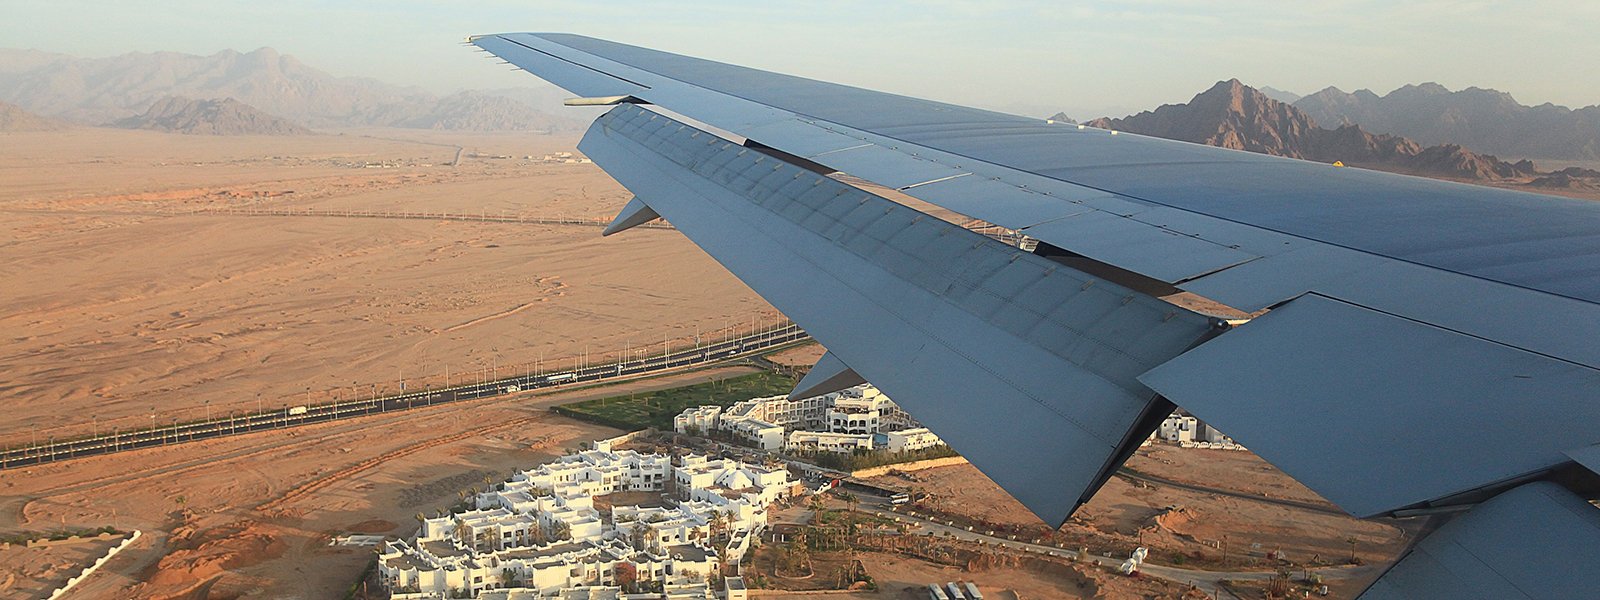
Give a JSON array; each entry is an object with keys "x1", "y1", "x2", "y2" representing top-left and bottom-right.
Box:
[
  {"x1": 1148, "y1": 505, "x2": 1199, "y2": 538},
  {"x1": 346, "y1": 519, "x2": 397, "y2": 534},
  {"x1": 397, "y1": 469, "x2": 491, "y2": 509},
  {"x1": 144, "y1": 520, "x2": 287, "y2": 585}
]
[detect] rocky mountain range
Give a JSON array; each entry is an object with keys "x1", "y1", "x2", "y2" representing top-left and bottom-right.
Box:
[
  {"x1": 1257, "y1": 86, "x2": 1302, "y2": 104},
  {"x1": 0, "y1": 47, "x2": 584, "y2": 133},
  {"x1": 1292, "y1": 83, "x2": 1600, "y2": 160},
  {"x1": 0, "y1": 99, "x2": 69, "y2": 131},
  {"x1": 1081, "y1": 79, "x2": 1585, "y2": 184},
  {"x1": 112, "y1": 96, "x2": 314, "y2": 135}
]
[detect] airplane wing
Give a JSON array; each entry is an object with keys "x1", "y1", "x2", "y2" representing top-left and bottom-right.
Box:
[{"x1": 468, "y1": 32, "x2": 1600, "y2": 597}]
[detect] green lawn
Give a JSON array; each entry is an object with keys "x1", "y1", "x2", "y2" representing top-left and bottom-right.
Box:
[{"x1": 553, "y1": 371, "x2": 798, "y2": 431}]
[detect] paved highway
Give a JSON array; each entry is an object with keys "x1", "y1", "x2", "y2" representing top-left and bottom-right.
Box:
[{"x1": 0, "y1": 324, "x2": 809, "y2": 470}]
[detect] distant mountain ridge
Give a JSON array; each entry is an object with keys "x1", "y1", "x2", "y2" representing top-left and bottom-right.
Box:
[
  {"x1": 1082, "y1": 80, "x2": 1552, "y2": 183},
  {"x1": 0, "y1": 99, "x2": 69, "y2": 131},
  {"x1": 112, "y1": 96, "x2": 314, "y2": 135},
  {"x1": 1293, "y1": 83, "x2": 1600, "y2": 160},
  {"x1": 0, "y1": 47, "x2": 584, "y2": 133}
]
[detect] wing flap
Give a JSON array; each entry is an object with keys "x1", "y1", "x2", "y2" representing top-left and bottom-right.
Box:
[
  {"x1": 582, "y1": 104, "x2": 1218, "y2": 525},
  {"x1": 1140, "y1": 293, "x2": 1600, "y2": 517},
  {"x1": 1021, "y1": 210, "x2": 1259, "y2": 284},
  {"x1": 1355, "y1": 482, "x2": 1600, "y2": 600}
]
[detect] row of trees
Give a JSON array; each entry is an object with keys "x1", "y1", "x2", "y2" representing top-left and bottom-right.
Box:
[{"x1": 801, "y1": 444, "x2": 960, "y2": 471}]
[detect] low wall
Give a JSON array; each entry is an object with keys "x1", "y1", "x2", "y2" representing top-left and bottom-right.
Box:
[
  {"x1": 744, "y1": 589, "x2": 872, "y2": 596},
  {"x1": 45, "y1": 530, "x2": 141, "y2": 600},
  {"x1": 851, "y1": 456, "x2": 969, "y2": 479}
]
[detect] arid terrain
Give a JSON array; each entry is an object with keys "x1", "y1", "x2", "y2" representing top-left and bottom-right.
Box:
[
  {"x1": 869, "y1": 449, "x2": 1413, "y2": 598},
  {"x1": 0, "y1": 364, "x2": 758, "y2": 599},
  {"x1": 0, "y1": 127, "x2": 780, "y2": 446}
]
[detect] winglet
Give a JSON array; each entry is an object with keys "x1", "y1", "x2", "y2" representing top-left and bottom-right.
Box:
[
  {"x1": 788, "y1": 351, "x2": 867, "y2": 400},
  {"x1": 602, "y1": 197, "x2": 661, "y2": 237}
]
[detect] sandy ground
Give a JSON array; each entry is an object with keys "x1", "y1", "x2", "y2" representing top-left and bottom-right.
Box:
[
  {"x1": 0, "y1": 535, "x2": 123, "y2": 599},
  {"x1": 764, "y1": 342, "x2": 825, "y2": 368},
  {"x1": 1126, "y1": 445, "x2": 1332, "y2": 506},
  {"x1": 876, "y1": 460, "x2": 1409, "y2": 571},
  {"x1": 0, "y1": 366, "x2": 756, "y2": 600},
  {"x1": 0, "y1": 127, "x2": 779, "y2": 443},
  {"x1": 745, "y1": 548, "x2": 1204, "y2": 600}
]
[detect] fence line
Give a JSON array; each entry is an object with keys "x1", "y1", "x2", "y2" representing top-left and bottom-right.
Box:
[
  {"x1": 192, "y1": 206, "x2": 677, "y2": 230},
  {"x1": 1, "y1": 323, "x2": 809, "y2": 470}
]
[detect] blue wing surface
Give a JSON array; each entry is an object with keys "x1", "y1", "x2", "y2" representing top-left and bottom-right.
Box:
[{"x1": 468, "y1": 34, "x2": 1600, "y2": 583}]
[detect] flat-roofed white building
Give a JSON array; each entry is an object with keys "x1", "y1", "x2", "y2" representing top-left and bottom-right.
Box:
[
  {"x1": 883, "y1": 428, "x2": 941, "y2": 453},
  {"x1": 721, "y1": 417, "x2": 785, "y2": 450},
  {"x1": 785, "y1": 430, "x2": 875, "y2": 453},
  {"x1": 673, "y1": 406, "x2": 723, "y2": 434},
  {"x1": 673, "y1": 384, "x2": 929, "y2": 449}
]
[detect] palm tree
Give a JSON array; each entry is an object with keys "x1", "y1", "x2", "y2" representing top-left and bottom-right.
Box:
[
  {"x1": 551, "y1": 520, "x2": 571, "y2": 541},
  {"x1": 840, "y1": 491, "x2": 859, "y2": 514},
  {"x1": 454, "y1": 520, "x2": 472, "y2": 548},
  {"x1": 632, "y1": 521, "x2": 651, "y2": 551}
]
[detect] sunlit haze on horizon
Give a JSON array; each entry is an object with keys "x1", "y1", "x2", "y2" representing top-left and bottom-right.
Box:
[{"x1": 4, "y1": 0, "x2": 1598, "y2": 120}]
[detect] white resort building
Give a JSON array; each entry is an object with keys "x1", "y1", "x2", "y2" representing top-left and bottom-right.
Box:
[
  {"x1": 381, "y1": 445, "x2": 791, "y2": 599},
  {"x1": 673, "y1": 384, "x2": 944, "y2": 454},
  {"x1": 1154, "y1": 411, "x2": 1244, "y2": 450}
]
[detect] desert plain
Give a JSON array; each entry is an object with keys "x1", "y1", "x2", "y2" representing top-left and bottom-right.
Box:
[{"x1": 0, "y1": 126, "x2": 780, "y2": 444}]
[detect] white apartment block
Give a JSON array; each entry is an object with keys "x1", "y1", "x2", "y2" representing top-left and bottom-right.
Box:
[
  {"x1": 673, "y1": 384, "x2": 940, "y2": 453},
  {"x1": 785, "y1": 430, "x2": 875, "y2": 453},
  {"x1": 381, "y1": 447, "x2": 789, "y2": 599},
  {"x1": 883, "y1": 428, "x2": 941, "y2": 453},
  {"x1": 1155, "y1": 412, "x2": 1243, "y2": 450},
  {"x1": 722, "y1": 417, "x2": 786, "y2": 451},
  {"x1": 673, "y1": 406, "x2": 722, "y2": 434}
]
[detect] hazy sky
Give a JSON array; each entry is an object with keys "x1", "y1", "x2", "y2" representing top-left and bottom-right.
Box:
[{"x1": 5, "y1": 0, "x2": 1598, "y2": 119}]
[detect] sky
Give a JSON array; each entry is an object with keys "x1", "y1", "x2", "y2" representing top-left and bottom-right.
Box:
[{"x1": 4, "y1": 0, "x2": 1598, "y2": 119}]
